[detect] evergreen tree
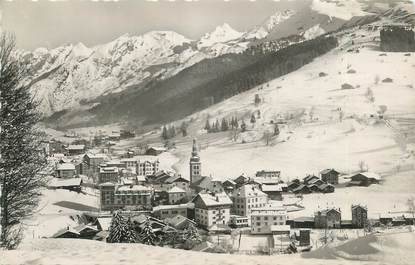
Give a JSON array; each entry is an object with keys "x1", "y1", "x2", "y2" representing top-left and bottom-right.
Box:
[
  {"x1": 274, "y1": 123, "x2": 280, "y2": 136},
  {"x1": 140, "y1": 219, "x2": 157, "y2": 245},
  {"x1": 214, "y1": 119, "x2": 220, "y2": 132},
  {"x1": 183, "y1": 223, "x2": 201, "y2": 249},
  {"x1": 257, "y1": 110, "x2": 261, "y2": 119},
  {"x1": 234, "y1": 117, "x2": 239, "y2": 129},
  {"x1": 241, "y1": 120, "x2": 247, "y2": 132},
  {"x1": 204, "y1": 119, "x2": 211, "y2": 132},
  {"x1": 254, "y1": 94, "x2": 261, "y2": 105},
  {"x1": 250, "y1": 113, "x2": 256, "y2": 124},
  {"x1": 168, "y1": 125, "x2": 176, "y2": 139},
  {"x1": 108, "y1": 211, "x2": 136, "y2": 243},
  {"x1": 0, "y1": 33, "x2": 47, "y2": 249},
  {"x1": 221, "y1": 118, "x2": 229, "y2": 131},
  {"x1": 161, "y1": 125, "x2": 168, "y2": 140},
  {"x1": 180, "y1": 121, "x2": 188, "y2": 137}
]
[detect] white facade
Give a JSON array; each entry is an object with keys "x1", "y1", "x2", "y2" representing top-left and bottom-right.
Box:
[
  {"x1": 250, "y1": 204, "x2": 287, "y2": 235},
  {"x1": 232, "y1": 184, "x2": 268, "y2": 218},
  {"x1": 195, "y1": 207, "x2": 231, "y2": 227}
]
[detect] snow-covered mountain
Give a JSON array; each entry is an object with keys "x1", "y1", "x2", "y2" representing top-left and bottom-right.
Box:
[
  {"x1": 244, "y1": 9, "x2": 296, "y2": 40},
  {"x1": 198, "y1": 23, "x2": 245, "y2": 48}
]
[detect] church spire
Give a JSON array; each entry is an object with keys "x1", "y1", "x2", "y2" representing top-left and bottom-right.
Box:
[{"x1": 192, "y1": 138, "x2": 198, "y2": 157}]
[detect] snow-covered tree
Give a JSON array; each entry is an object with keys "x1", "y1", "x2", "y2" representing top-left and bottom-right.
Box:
[
  {"x1": 140, "y1": 218, "x2": 157, "y2": 245},
  {"x1": 107, "y1": 211, "x2": 137, "y2": 243},
  {"x1": 0, "y1": 33, "x2": 47, "y2": 249},
  {"x1": 250, "y1": 113, "x2": 256, "y2": 124},
  {"x1": 221, "y1": 118, "x2": 229, "y2": 131},
  {"x1": 240, "y1": 120, "x2": 247, "y2": 132},
  {"x1": 204, "y1": 119, "x2": 211, "y2": 131},
  {"x1": 273, "y1": 123, "x2": 280, "y2": 136},
  {"x1": 183, "y1": 223, "x2": 201, "y2": 249}
]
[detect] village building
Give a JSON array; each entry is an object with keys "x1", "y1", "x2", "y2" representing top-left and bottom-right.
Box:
[
  {"x1": 314, "y1": 208, "x2": 342, "y2": 229},
  {"x1": 165, "y1": 214, "x2": 197, "y2": 230},
  {"x1": 318, "y1": 183, "x2": 335, "y2": 193},
  {"x1": 66, "y1": 144, "x2": 85, "y2": 156},
  {"x1": 193, "y1": 192, "x2": 233, "y2": 228},
  {"x1": 320, "y1": 169, "x2": 340, "y2": 185},
  {"x1": 167, "y1": 186, "x2": 187, "y2": 204},
  {"x1": 231, "y1": 184, "x2": 268, "y2": 218},
  {"x1": 145, "y1": 146, "x2": 167, "y2": 156},
  {"x1": 303, "y1": 175, "x2": 320, "y2": 185},
  {"x1": 234, "y1": 174, "x2": 249, "y2": 186},
  {"x1": 99, "y1": 182, "x2": 153, "y2": 211},
  {"x1": 48, "y1": 178, "x2": 83, "y2": 192},
  {"x1": 83, "y1": 153, "x2": 108, "y2": 177},
  {"x1": 191, "y1": 176, "x2": 224, "y2": 194},
  {"x1": 351, "y1": 205, "x2": 368, "y2": 228},
  {"x1": 136, "y1": 159, "x2": 160, "y2": 176},
  {"x1": 152, "y1": 203, "x2": 194, "y2": 220},
  {"x1": 292, "y1": 184, "x2": 311, "y2": 194},
  {"x1": 149, "y1": 172, "x2": 190, "y2": 192},
  {"x1": 287, "y1": 180, "x2": 301, "y2": 191},
  {"x1": 349, "y1": 172, "x2": 381, "y2": 186},
  {"x1": 261, "y1": 184, "x2": 284, "y2": 200},
  {"x1": 229, "y1": 215, "x2": 249, "y2": 228},
  {"x1": 222, "y1": 179, "x2": 236, "y2": 194},
  {"x1": 250, "y1": 203, "x2": 287, "y2": 235},
  {"x1": 255, "y1": 170, "x2": 281, "y2": 179},
  {"x1": 98, "y1": 167, "x2": 119, "y2": 184},
  {"x1": 55, "y1": 163, "x2": 76, "y2": 178}
]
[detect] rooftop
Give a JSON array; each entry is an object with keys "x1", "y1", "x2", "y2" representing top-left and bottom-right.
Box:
[{"x1": 56, "y1": 163, "x2": 76, "y2": 171}]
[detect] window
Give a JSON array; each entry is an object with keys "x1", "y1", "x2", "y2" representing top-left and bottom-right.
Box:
[
  {"x1": 273, "y1": 217, "x2": 277, "y2": 220},
  {"x1": 256, "y1": 217, "x2": 260, "y2": 221},
  {"x1": 256, "y1": 222, "x2": 261, "y2": 226},
  {"x1": 264, "y1": 217, "x2": 268, "y2": 221}
]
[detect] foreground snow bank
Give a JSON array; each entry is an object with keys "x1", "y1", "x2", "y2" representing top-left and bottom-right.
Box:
[{"x1": 1, "y1": 230, "x2": 414, "y2": 265}]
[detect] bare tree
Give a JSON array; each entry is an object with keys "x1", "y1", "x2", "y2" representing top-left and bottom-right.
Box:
[
  {"x1": 0, "y1": 33, "x2": 47, "y2": 249},
  {"x1": 358, "y1": 160, "x2": 369, "y2": 172}
]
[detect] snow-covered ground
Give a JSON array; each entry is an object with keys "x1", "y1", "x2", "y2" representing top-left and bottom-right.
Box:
[{"x1": 2, "y1": 230, "x2": 414, "y2": 265}]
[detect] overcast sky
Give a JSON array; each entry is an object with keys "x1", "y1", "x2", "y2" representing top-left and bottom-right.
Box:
[{"x1": 0, "y1": 0, "x2": 304, "y2": 50}]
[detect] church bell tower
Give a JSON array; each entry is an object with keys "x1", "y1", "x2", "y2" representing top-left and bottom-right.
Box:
[{"x1": 189, "y1": 139, "x2": 202, "y2": 184}]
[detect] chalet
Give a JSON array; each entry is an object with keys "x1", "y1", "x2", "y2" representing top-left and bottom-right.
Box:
[
  {"x1": 193, "y1": 192, "x2": 232, "y2": 228},
  {"x1": 251, "y1": 203, "x2": 287, "y2": 235},
  {"x1": 292, "y1": 184, "x2": 311, "y2": 194},
  {"x1": 314, "y1": 208, "x2": 341, "y2": 229},
  {"x1": 165, "y1": 214, "x2": 197, "y2": 230},
  {"x1": 55, "y1": 163, "x2": 76, "y2": 178},
  {"x1": 191, "y1": 176, "x2": 224, "y2": 194},
  {"x1": 260, "y1": 184, "x2": 283, "y2": 201},
  {"x1": 255, "y1": 170, "x2": 281, "y2": 179},
  {"x1": 234, "y1": 174, "x2": 249, "y2": 186},
  {"x1": 252, "y1": 177, "x2": 280, "y2": 186},
  {"x1": 152, "y1": 203, "x2": 194, "y2": 220},
  {"x1": 351, "y1": 205, "x2": 368, "y2": 228},
  {"x1": 99, "y1": 182, "x2": 153, "y2": 211},
  {"x1": 303, "y1": 175, "x2": 319, "y2": 185},
  {"x1": 73, "y1": 224, "x2": 99, "y2": 239},
  {"x1": 98, "y1": 167, "x2": 119, "y2": 184},
  {"x1": 287, "y1": 217, "x2": 315, "y2": 229},
  {"x1": 222, "y1": 179, "x2": 236, "y2": 194},
  {"x1": 318, "y1": 183, "x2": 335, "y2": 193},
  {"x1": 51, "y1": 227, "x2": 80, "y2": 238},
  {"x1": 349, "y1": 172, "x2": 381, "y2": 186},
  {"x1": 66, "y1": 144, "x2": 85, "y2": 156},
  {"x1": 48, "y1": 178, "x2": 83, "y2": 192},
  {"x1": 108, "y1": 131, "x2": 121, "y2": 141},
  {"x1": 287, "y1": 181, "x2": 300, "y2": 191},
  {"x1": 231, "y1": 184, "x2": 268, "y2": 217},
  {"x1": 307, "y1": 184, "x2": 321, "y2": 193},
  {"x1": 308, "y1": 178, "x2": 324, "y2": 186},
  {"x1": 320, "y1": 169, "x2": 340, "y2": 185},
  {"x1": 149, "y1": 172, "x2": 189, "y2": 192},
  {"x1": 167, "y1": 186, "x2": 187, "y2": 204},
  {"x1": 146, "y1": 146, "x2": 167, "y2": 156},
  {"x1": 130, "y1": 214, "x2": 176, "y2": 235}
]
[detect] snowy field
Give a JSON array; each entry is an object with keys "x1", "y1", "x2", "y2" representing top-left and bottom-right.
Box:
[{"x1": 1, "y1": 230, "x2": 415, "y2": 265}]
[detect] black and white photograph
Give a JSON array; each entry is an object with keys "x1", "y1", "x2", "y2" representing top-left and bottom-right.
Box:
[{"x1": 0, "y1": 0, "x2": 415, "y2": 264}]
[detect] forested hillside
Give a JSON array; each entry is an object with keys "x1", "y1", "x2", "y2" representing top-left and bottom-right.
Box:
[{"x1": 88, "y1": 35, "x2": 338, "y2": 125}]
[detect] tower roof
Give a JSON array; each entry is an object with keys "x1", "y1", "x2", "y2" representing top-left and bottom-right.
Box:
[{"x1": 190, "y1": 138, "x2": 200, "y2": 162}]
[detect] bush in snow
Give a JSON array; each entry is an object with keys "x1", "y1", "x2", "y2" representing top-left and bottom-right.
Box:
[
  {"x1": 107, "y1": 211, "x2": 137, "y2": 243},
  {"x1": 182, "y1": 223, "x2": 202, "y2": 250},
  {"x1": 319, "y1": 72, "x2": 328, "y2": 77},
  {"x1": 341, "y1": 83, "x2": 355, "y2": 90},
  {"x1": 347, "y1": 69, "x2": 357, "y2": 74},
  {"x1": 382, "y1": 78, "x2": 393, "y2": 83}
]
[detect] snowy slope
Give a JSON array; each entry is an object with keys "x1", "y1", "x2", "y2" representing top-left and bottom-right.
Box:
[{"x1": 198, "y1": 23, "x2": 244, "y2": 48}]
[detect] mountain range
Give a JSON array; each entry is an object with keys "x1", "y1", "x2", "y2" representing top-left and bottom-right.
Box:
[{"x1": 15, "y1": 0, "x2": 415, "y2": 129}]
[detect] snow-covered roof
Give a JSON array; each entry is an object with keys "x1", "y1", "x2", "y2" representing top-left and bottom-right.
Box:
[
  {"x1": 116, "y1": 184, "x2": 152, "y2": 193},
  {"x1": 56, "y1": 163, "x2": 75, "y2": 171},
  {"x1": 261, "y1": 184, "x2": 283, "y2": 192},
  {"x1": 49, "y1": 178, "x2": 82, "y2": 187},
  {"x1": 67, "y1": 145, "x2": 85, "y2": 150},
  {"x1": 167, "y1": 186, "x2": 186, "y2": 193},
  {"x1": 356, "y1": 172, "x2": 382, "y2": 180},
  {"x1": 233, "y1": 184, "x2": 267, "y2": 198},
  {"x1": 153, "y1": 203, "x2": 194, "y2": 212},
  {"x1": 320, "y1": 168, "x2": 340, "y2": 175},
  {"x1": 99, "y1": 167, "x2": 118, "y2": 173},
  {"x1": 197, "y1": 192, "x2": 232, "y2": 207}
]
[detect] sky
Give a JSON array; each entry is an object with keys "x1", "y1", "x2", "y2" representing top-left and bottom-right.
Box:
[{"x1": 0, "y1": 0, "x2": 304, "y2": 50}]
